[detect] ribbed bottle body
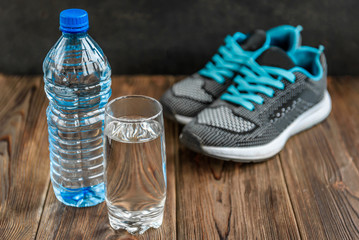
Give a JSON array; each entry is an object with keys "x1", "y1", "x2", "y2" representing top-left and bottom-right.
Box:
[{"x1": 43, "y1": 32, "x2": 111, "y2": 207}]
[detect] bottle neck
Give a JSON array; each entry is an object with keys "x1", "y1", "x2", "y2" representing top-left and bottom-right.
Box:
[{"x1": 62, "y1": 32, "x2": 88, "y2": 38}]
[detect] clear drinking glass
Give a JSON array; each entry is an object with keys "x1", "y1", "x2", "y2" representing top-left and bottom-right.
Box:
[{"x1": 104, "y1": 96, "x2": 167, "y2": 234}]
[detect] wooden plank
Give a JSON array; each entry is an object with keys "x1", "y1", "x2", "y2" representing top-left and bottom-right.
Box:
[
  {"x1": 279, "y1": 77, "x2": 359, "y2": 239},
  {"x1": 175, "y1": 138, "x2": 301, "y2": 239},
  {"x1": 0, "y1": 75, "x2": 50, "y2": 240},
  {"x1": 1, "y1": 74, "x2": 358, "y2": 239},
  {"x1": 36, "y1": 76, "x2": 177, "y2": 239},
  {"x1": 327, "y1": 77, "x2": 359, "y2": 166}
]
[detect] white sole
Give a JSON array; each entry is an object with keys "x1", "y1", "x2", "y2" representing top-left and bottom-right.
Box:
[
  {"x1": 175, "y1": 114, "x2": 193, "y2": 125},
  {"x1": 202, "y1": 91, "x2": 332, "y2": 162}
]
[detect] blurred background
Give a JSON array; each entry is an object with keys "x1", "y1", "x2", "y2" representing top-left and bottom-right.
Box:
[{"x1": 0, "y1": 0, "x2": 358, "y2": 75}]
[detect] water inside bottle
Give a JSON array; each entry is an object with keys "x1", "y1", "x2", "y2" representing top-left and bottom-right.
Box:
[{"x1": 44, "y1": 32, "x2": 111, "y2": 207}]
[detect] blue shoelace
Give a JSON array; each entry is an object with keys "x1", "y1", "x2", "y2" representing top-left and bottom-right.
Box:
[
  {"x1": 199, "y1": 33, "x2": 256, "y2": 84},
  {"x1": 221, "y1": 59, "x2": 296, "y2": 111}
]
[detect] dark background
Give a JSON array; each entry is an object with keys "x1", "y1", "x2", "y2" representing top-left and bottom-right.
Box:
[{"x1": 1, "y1": 0, "x2": 358, "y2": 75}]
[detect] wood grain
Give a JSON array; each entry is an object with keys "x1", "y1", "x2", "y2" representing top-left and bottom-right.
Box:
[
  {"x1": 0, "y1": 75, "x2": 358, "y2": 240},
  {"x1": 36, "y1": 76, "x2": 178, "y2": 240},
  {"x1": 328, "y1": 77, "x2": 359, "y2": 167},
  {"x1": 279, "y1": 77, "x2": 359, "y2": 239},
  {"x1": 0, "y1": 75, "x2": 49, "y2": 239},
  {"x1": 175, "y1": 146, "x2": 301, "y2": 239}
]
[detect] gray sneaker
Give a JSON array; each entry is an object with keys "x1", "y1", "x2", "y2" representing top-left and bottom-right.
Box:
[
  {"x1": 180, "y1": 45, "x2": 331, "y2": 162},
  {"x1": 160, "y1": 25, "x2": 303, "y2": 124}
]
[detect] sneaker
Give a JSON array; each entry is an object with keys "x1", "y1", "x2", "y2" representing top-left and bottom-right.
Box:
[
  {"x1": 160, "y1": 25, "x2": 303, "y2": 124},
  {"x1": 180, "y1": 45, "x2": 331, "y2": 162}
]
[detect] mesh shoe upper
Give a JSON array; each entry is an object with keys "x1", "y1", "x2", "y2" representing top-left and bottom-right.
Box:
[
  {"x1": 172, "y1": 74, "x2": 213, "y2": 103},
  {"x1": 197, "y1": 106, "x2": 256, "y2": 133},
  {"x1": 160, "y1": 31, "x2": 266, "y2": 119},
  {"x1": 181, "y1": 47, "x2": 327, "y2": 149},
  {"x1": 160, "y1": 26, "x2": 303, "y2": 122},
  {"x1": 160, "y1": 73, "x2": 228, "y2": 118}
]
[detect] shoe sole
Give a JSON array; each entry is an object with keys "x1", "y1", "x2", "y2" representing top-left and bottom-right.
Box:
[
  {"x1": 175, "y1": 114, "x2": 193, "y2": 125},
  {"x1": 201, "y1": 90, "x2": 332, "y2": 162},
  {"x1": 162, "y1": 103, "x2": 193, "y2": 125},
  {"x1": 163, "y1": 112, "x2": 193, "y2": 125}
]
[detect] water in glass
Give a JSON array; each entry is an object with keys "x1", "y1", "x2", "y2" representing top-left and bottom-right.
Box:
[{"x1": 104, "y1": 117, "x2": 166, "y2": 234}]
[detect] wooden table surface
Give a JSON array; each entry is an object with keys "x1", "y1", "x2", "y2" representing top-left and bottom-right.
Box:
[{"x1": 0, "y1": 75, "x2": 358, "y2": 240}]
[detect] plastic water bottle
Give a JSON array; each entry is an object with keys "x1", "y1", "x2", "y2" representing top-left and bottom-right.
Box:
[{"x1": 43, "y1": 9, "x2": 111, "y2": 207}]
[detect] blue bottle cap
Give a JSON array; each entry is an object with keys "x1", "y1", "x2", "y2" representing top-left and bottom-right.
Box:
[{"x1": 60, "y1": 9, "x2": 89, "y2": 33}]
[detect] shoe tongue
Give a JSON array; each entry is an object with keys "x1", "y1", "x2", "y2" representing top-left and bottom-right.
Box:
[
  {"x1": 239, "y1": 29, "x2": 267, "y2": 51},
  {"x1": 256, "y1": 47, "x2": 295, "y2": 70}
]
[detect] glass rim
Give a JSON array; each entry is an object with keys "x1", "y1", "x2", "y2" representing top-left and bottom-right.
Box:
[{"x1": 105, "y1": 95, "x2": 163, "y2": 123}]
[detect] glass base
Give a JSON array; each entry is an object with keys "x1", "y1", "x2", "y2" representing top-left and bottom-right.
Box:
[
  {"x1": 52, "y1": 182, "x2": 105, "y2": 207},
  {"x1": 107, "y1": 204, "x2": 164, "y2": 234}
]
